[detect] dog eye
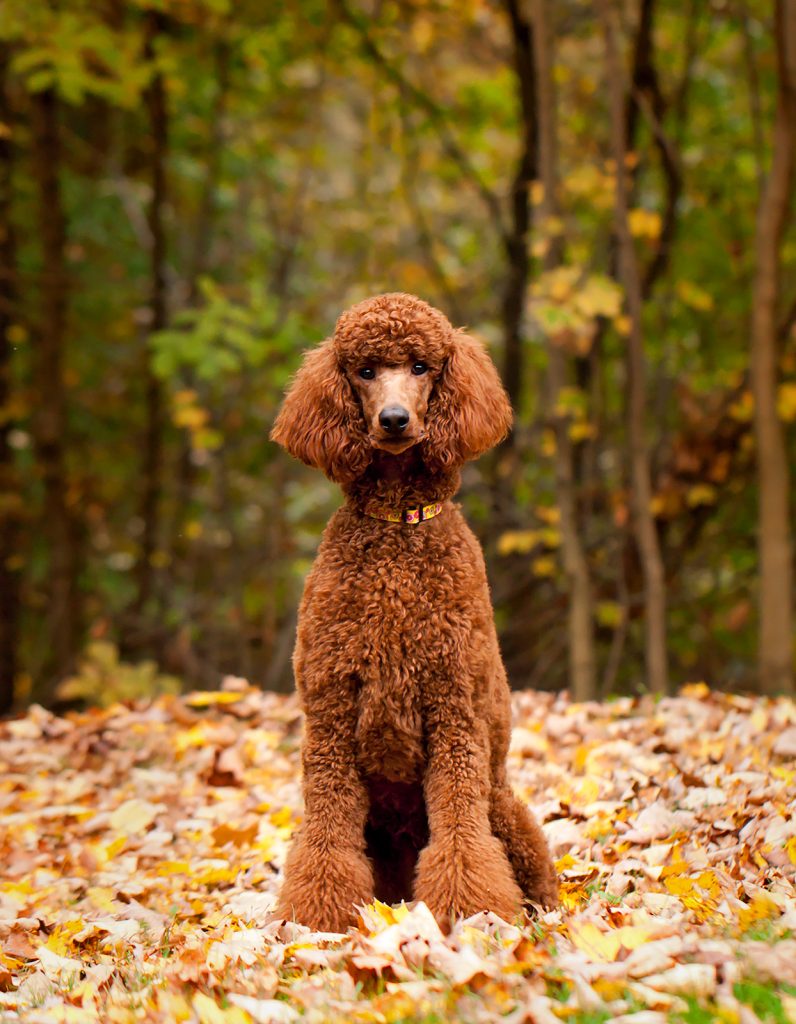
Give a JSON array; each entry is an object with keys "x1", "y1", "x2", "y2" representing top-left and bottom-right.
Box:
[
  {"x1": 411, "y1": 362, "x2": 428, "y2": 376},
  {"x1": 358, "y1": 367, "x2": 376, "y2": 380}
]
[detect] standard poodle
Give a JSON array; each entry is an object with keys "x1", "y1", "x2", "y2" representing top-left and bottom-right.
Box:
[{"x1": 271, "y1": 292, "x2": 558, "y2": 932}]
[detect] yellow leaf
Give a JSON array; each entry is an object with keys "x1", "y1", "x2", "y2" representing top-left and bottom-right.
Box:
[
  {"x1": 576, "y1": 778, "x2": 600, "y2": 804},
  {"x1": 196, "y1": 864, "x2": 239, "y2": 885},
  {"x1": 696, "y1": 870, "x2": 721, "y2": 900},
  {"x1": 358, "y1": 899, "x2": 409, "y2": 934},
  {"x1": 628, "y1": 208, "x2": 662, "y2": 239},
  {"x1": 173, "y1": 405, "x2": 209, "y2": 430},
  {"x1": 681, "y1": 681, "x2": 711, "y2": 699},
  {"x1": 738, "y1": 893, "x2": 780, "y2": 932},
  {"x1": 786, "y1": 835, "x2": 796, "y2": 865},
  {"x1": 649, "y1": 494, "x2": 665, "y2": 517},
  {"x1": 729, "y1": 390, "x2": 754, "y2": 422},
  {"x1": 536, "y1": 505, "x2": 561, "y2": 525},
  {"x1": 540, "y1": 429, "x2": 556, "y2": 457},
  {"x1": 158, "y1": 991, "x2": 192, "y2": 1021},
  {"x1": 563, "y1": 165, "x2": 613, "y2": 205},
  {"x1": 45, "y1": 921, "x2": 83, "y2": 955},
  {"x1": 776, "y1": 382, "x2": 796, "y2": 422},
  {"x1": 532, "y1": 556, "x2": 556, "y2": 578},
  {"x1": 539, "y1": 214, "x2": 565, "y2": 237},
  {"x1": 193, "y1": 993, "x2": 251, "y2": 1024},
  {"x1": 585, "y1": 814, "x2": 613, "y2": 840},
  {"x1": 104, "y1": 836, "x2": 127, "y2": 860},
  {"x1": 569, "y1": 921, "x2": 622, "y2": 960},
  {"x1": 664, "y1": 875, "x2": 694, "y2": 896},
  {"x1": 593, "y1": 978, "x2": 629, "y2": 1002},
  {"x1": 411, "y1": 15, "x2": 434, "y2": 52},
  {"x1": 185, "y1": 690, "x2": 245, "y2": 708},
  {"x1": 109, "y1": 798, "x2": 158, "y2": 835},
  {"x1": 664, "y1": 873, "x2": 719, "y2": 921},
  {"x1": 269, "y1": 807, "x2": 293, "y2": 828},
  {"x1": 545, "y1": 266, "x2": 579, "y2": 301},
  {"x1": 392, "y1": 902, "x2": 410, "y2": 923},
  {"x1": 596, "y1": 601, "x2": 623, "y2": 628},
  {"x1": 676, "y1": 279, "x2": 714, "y2": 312},
  {"x1": 612, "y1": 923, "x2": 661, "y2": 951},
  {"x1": 772, "y1": 766, "x2": 796, "y2": 786},
  {"x1": 575, "y1": 275, "x2": 623, "y2": 319},
  {"x1": 6, "y1": 324, "x2": 27, "y2": 345},
  {"x1": 686, "y1": 484, "x2": 717, "y2": 508},
  {"x1": 568, "y1": 921, "x2": 658, "y2": 961},
  {"x1": 614, "y1": 313, "x2": 632, "y2": 336},
  {"x1": 497, "y1": 530, "x2": 540, "y2": 556},
  {"x1": 569, "y1": 420, "x2": 597, "y2": 442},
  {"x1": 175, "y1": 724, "x2": 208, "y2": 752},
  {"x1": 156, "y1": 860, "x2": 191, "y2": 876},
  {"x1": 86, "y1": 887, "x2": 117, "y2": 913},
  {"x1": 573, "y1": 745, "x2": 591, "y2": 771}
]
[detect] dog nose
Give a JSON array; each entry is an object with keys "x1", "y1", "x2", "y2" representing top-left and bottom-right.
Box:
[{"x1": 379, "y1": 406, "x2": 410, "y2": 434}]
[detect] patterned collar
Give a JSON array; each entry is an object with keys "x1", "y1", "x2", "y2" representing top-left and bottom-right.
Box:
[{"x1": 365, "y1": 501, "x2": 444, "y2": 525}]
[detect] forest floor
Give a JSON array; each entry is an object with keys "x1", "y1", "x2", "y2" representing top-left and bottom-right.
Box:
[{"x1": 1, "y1": 682, "x2": 795, "y2": 1024}]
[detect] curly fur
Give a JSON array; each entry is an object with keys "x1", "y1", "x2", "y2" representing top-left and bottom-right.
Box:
[{"x1": 271, "y1": 293, "x2": 558, "y2": 932}]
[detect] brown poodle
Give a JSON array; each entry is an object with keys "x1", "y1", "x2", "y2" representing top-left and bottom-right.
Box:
[{"x1": 271, "y1": 292, "x2": 558, "y2": 932}]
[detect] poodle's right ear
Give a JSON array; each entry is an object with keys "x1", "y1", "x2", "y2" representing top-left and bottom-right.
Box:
[{"x1": 271, "y1": 339, "x2": 371, "y2": 484}]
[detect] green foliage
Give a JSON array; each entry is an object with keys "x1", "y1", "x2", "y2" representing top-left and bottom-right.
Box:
[
  {"x1": 151, "y1": 278, "x2": 289, "y2": 382},
  {"x1": 0, "y1": 0, "x2": 792, "y2": 702},
  {"x1": 733, "y1": 981, "x2": 793, "y2": 1024},
  {"x1": 56, "y1": 643, "x2": 181, "y2": 707}
]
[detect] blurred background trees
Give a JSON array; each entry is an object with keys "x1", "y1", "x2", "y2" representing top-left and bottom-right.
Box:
[{"x1": 0, "y1": 0, "x2": 794, "y2": 711}]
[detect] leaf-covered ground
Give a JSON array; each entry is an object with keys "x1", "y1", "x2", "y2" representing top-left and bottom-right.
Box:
[{"x1": 1, "y1": 682, "x2": 795, "y2": 1024}]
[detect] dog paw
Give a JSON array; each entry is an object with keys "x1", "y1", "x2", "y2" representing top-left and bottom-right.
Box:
[
  {"x1": 489, "y1": 787, "x2": 559, "y2": 910},
  {"x1": 276, "y1": 841, "x2": 374, "y2": 932},
  {"x1": 524, "y1": 866, "x2": 559, "y2": 911},
  {"x1": 414, "y1": 835, "x2": 522, "y2": 929}
]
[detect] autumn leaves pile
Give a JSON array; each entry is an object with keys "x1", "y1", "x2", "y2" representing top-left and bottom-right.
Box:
[{"x1": 1, "y1": 682, "x2": 795, "y2": 1022}]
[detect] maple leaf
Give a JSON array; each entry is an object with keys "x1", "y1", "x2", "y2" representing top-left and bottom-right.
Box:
[{"x1": 1, "y1": 687, "x2": 794, "y2": 1022}]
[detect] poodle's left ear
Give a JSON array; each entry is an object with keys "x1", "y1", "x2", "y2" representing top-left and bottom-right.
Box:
[
  {"x1": 423, "y1": 331, "x2": 513, "y2": 469},
  {"x1": 271, "y1": 339, "x2": 371, "y2": 484}
]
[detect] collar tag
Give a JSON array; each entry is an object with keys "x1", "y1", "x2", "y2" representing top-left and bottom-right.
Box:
[{"x1": 366, "y1": 501, "x2": 443, "y2": 525}]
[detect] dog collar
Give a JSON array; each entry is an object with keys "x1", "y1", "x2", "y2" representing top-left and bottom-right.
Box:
[{"x1": 365, "y1": 501, "x2": 443, "y2": 525}]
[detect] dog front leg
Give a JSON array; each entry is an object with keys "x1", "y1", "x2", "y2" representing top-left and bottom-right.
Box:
[
  {"x1": 276, "y1": 678, "x2": 374, "y2": 932},
  {"x1": 414, "y1": 691, "x2": 522, "y2": 929}
]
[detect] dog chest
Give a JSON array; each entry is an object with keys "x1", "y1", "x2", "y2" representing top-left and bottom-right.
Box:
[{"x1": 354, "y1": 673, "x2": 425, "y2": 781}]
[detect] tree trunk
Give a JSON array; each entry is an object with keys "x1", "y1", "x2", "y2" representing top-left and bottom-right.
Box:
[
  {"x1": 500, "y1": 0, "x2": 537, "y2": 420},
  {"x1": 169, "y1": 38, "x2": 231, "y2": 574},
  {"x1": 0, "y1": 47, "x2": 20, "y2": 714},
  {"x1": 601, "y1": 0, "x2": 669, "y2": 696},
  {"x1": 135, "y1": 12, "x2": 169, "y2": 613},
  {"x1": 532, "y1": 0, "x2": 597, "y2": 701},
  {"x1": 30, "y1": 87, "x2": 80, "y2": 685},
  {"x1": 751, "y1": 0, "x2": 796, "y2": 696},
  {"x1": 624, "y1": 0, "x2": 684, "y2": 299}
]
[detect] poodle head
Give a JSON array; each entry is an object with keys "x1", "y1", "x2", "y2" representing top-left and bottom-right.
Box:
[{"x1": 271, "y1": 293, "x2": 513, "y2": 483}]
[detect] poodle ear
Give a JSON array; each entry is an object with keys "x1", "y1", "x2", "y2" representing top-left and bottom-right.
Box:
[
  {"x1": 424, "y1": 331, "x2": 513, "y2": 468},
  {"x1": 271, "y1": 339, "x2": 371, "y2": 483}
]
